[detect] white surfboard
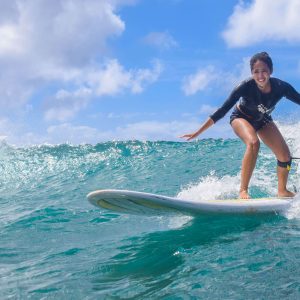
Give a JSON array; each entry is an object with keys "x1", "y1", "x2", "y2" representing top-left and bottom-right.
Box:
[{"x1": 87, "y1": 189, "x2": 294, "y2": 215}]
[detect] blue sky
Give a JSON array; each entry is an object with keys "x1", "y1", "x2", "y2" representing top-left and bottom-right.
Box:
[{"x1": 1, "y1": 0, "x2": 300, "y2": 145}]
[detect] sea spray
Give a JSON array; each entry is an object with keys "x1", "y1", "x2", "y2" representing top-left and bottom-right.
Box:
[{"x1": 177, "y1": 172, "x2": 240, "y2": 201}]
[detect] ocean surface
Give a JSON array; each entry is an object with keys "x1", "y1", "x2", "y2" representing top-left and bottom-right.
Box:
[{"x1": 1, "y1": 123, "x2": 300, "y2": 299}]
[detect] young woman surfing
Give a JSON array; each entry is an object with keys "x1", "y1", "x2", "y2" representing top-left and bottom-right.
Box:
[{"x1": 181, "y1": 52, "x2": 300, "y2": 199}]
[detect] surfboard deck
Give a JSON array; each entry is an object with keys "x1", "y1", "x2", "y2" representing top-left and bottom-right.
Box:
[{"x1": 87, "y1": 189, "x2": 294, "y2": 215}]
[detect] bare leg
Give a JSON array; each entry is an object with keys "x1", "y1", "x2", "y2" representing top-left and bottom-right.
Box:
[
  {"x1": 258, "y1": 122, "x2": 295, "y2": 197},
  {"x1": 231, "y1": 118, "x2": 260, "y2": 199},
  {"x1": 277, "y1": 167, "x2": 294, "y2": 197}
]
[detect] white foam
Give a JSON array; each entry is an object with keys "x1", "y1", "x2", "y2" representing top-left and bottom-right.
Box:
[
  {"x1": 283, "y1": 194, "x2": 300, "y2": 219},
  {"x1": 251, "y1": 165, "x2": 277, "y2": 196},
  {"x1": 177, "y1": 172, "x2": 240, "y2": 201},
  {"x1": 276, "y1": 121, "x2": 300, "y2": 159},
  {"x1": 166, "y1": 215, "x2": 193, "y2": 229},
  {"x1": 278, "y1": 122, "x2": 300, "y2": 216}
]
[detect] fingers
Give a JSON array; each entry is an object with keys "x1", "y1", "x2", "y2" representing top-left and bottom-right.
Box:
[
  {"x1": 178, "y1": 134, "x2": 195, "y2": 141},
  {"x1": 179, "y1": 134, "x2": 191, "y2": 139}
]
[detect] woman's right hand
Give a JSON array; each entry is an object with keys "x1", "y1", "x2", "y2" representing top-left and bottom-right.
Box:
[
  {"x1": 179, "y1": 118, "x2": 214, "y2": 141},
  {"x1": 179, "y1": 132, "x2": 199, "y2": 141}
]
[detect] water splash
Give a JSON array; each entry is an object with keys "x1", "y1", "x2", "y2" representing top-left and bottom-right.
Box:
[
  {"x1": 177, "y1": 172, "x2": 240, "y2": 201},
  {"x1": 284, "y1": 194, "x2": 300, "y2": 219}
]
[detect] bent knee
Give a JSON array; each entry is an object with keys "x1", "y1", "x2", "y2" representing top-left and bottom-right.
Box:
[
  {"x1": 276, "y1": 153, "x2": 291, "y2": 163},
  {"x1": 246, "y1": 138, "x2": 260, "y2": 152},
  {"x1": 275, "y1": 146, "x2": 291, "y2": 162}
]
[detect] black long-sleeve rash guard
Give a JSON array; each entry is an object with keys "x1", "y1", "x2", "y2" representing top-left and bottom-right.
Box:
[{"x1": 210, "y1": 77, "x2": 300, "y2": 123}]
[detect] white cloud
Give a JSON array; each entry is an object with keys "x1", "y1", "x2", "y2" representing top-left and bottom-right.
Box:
[
  {"x1": 0, "y1": 1, "x2": 19, "y2": 24},
  {"x1": 43, "y1": 59, "x2": 163, "y2": 122},
  {"x1": 182, "y1": 66, "x2": 218, "y2": 96},
  {"x1": 0, "y1": 0, "x2": 125, "y2": 65},
  {"x1": 143, "y1": 31, "x2": 178, "y2": 50},
  {"x1": 0, "y1": 116, "x2": 235, "y2": 146},
  {"x1": 89, "y1": 60, "x2": 131, "y2": 96},
  {"x1": 0, "y1": 0, "x2": 124, "y2": 109},
  {"x1": 130, "y1": 60, "x2": 163, "y2": 93},
  {"x1": 182, "y1": 58, "x2": 251, "y2": 96},
  {"x1": 46, "y1": 123, "x2": 111, "y2": 144},
  {"x1": 44, "y1": 88, "x2": 91, "y2": 122},
  {"x1": 114, "y1": 120, "x2": 186, "y2": 140},
  {"x1": 42, "y1": 120, "x2": 206, "y2": 143},
  {"x1": 88, "y1": 59, "x2": 163, "y2": 96},
  {"x1": 0, "y1": 25, "x2": 24, "y2": 55},
  {"x1": 0, "y1": 117, "x2": 15, "y2": 138},
  {"x1": 0, "y1": 0, "x2": 160, "y2": 118},
  {"x1": 199, "y1": 104, "x2": 218, "y2": 115},
  {"x1": 0, "y1": 116, "x2": 32, "y2": 146},
  {"x1": 113, "y1": 119, "x2": 233, "y2": 141},
  {"x1": 223, "y1": 0, "x2": 300, "y2": 47}
]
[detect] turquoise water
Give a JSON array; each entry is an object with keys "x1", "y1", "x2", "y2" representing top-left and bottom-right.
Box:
[{"x1": 1, "y1": 130, "x2": 300, "y2": 299}]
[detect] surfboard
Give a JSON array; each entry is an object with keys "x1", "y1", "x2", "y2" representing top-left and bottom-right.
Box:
[{"x1": 87, "y1": 189, "x2": 294, "y2": 215}]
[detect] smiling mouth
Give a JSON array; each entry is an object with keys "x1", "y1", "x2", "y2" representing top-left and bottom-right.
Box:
[{"x1": 257, "y1": 81, "x2": 265, "y2": 89}]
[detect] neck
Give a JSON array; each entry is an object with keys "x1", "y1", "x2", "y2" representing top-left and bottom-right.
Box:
[{"x1": 257, "y1": 81, "x2": 271, "y2": 93}]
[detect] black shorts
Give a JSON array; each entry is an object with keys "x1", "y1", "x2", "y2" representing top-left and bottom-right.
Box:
[{"x1": 230, "y1": 106, "x2": 273, "y2": 131}]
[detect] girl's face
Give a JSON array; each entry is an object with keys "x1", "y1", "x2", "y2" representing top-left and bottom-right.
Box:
[{"x1": 251, "y1": 60, "x2": 271, "y2": 91}]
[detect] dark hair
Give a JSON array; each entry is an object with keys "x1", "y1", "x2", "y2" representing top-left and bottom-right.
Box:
[{"x1": 250, "y1": 52, "x2": 273, "y2": 73}]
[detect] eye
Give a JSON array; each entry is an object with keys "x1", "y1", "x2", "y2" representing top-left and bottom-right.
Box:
[{"x1": 252, "y1": 68, "x2": 269, "y2": 74}]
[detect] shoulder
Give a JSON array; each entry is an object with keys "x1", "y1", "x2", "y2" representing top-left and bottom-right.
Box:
[
  {"x1": 232, "y1": 78, "x2": 255, "y2": 97},
  {"x1": 271, "y1": 77, "x2": 294, "y2": 92},
  {"x1": 238, "y1": 77, "x2": 254, "y2": 87},
  {"x1": 233, "y1": 77, "x2": 254, "y2": 92},
  {"x1": 271, "y1": 77, "x2": 285, "y2": 85}
]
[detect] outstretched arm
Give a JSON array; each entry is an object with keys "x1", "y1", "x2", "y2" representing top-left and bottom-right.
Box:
[{"x1": 180, "y1": 117, "x2": 214, "y2": 141}]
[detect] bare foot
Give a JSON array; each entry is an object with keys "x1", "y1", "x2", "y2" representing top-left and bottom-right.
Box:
[
  {"x1": 239, "y1": 190, "x2": 250, "y2": 199},
  {"x1": 278, "y1": 190, "x2": 295, "y2": 198}
]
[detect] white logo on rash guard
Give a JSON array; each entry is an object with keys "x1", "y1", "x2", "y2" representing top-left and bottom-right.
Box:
[
  {"x1": 257, "y1": 104, "x2": 268, "y2": 114},
  {"x1": 257, "y1": 104, "x2": 275, "y2": 115}
]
